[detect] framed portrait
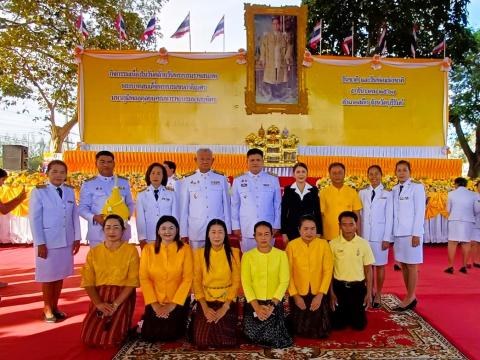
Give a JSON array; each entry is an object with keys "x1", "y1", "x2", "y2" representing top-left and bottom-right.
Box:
[{"x1": 244, "y1": 4, "x2": 308, "y2": 114}]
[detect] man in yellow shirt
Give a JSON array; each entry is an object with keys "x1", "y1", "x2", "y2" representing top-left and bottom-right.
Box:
[
  {"x1": 320, "y1": 162, "x2": 362, "y2": 240},
  {"x1": 329, "y1": 211, "x2": 374, "y2": 330}
]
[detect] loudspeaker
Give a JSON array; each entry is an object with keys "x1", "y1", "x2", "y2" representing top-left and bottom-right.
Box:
[{"x1": 2, "y1": 145, "x2": 28, "y2": 170}]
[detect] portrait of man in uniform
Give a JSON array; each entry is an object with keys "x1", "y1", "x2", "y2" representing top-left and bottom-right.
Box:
[
  {"x1": 245, "y1": 4, "x2": 307, "y2": 115},
  {"x1": 255, "y1": 15, "x2": 297, "y2": 104}
]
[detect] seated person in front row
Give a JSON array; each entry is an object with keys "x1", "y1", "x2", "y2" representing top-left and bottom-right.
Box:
[
  {"x1": 139, "y1": 215, "x2": 193, "y2": 342},
  {"x1": 80, "y1": 214, "x2": 139, "y2": 348},
  {"x1": 329, "y1": 211, "x2": 374, "y2": 331},
  {"x1": 241, "y1": 221, "x2": 292, "y2": 349},
  {"x1": 286, "y1": 215, "x2": 334, "y2": 338},
  {"x1": 192, "y1": 219, "x2": 241, "y2": 348}
]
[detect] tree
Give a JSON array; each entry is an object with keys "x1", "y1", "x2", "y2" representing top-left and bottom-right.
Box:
[
  {"x1": 302, "y1": 0, "x2": 475, "y2": 64},
  {"x1": 0, "y1": 0, "x2": 166, "y2": 153},
  {"x1": 450, "y1": 30, "x2": 480, "y2": 177}
]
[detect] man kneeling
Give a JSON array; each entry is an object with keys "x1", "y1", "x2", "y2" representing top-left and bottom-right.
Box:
[{"x1": 329, "y1": 211, "x2": 374, "y2": 330}]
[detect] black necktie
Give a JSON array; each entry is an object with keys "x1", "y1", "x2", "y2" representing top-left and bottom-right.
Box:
[
  {"x1": 371, "y1": 189, "x2": 376, "y2": 202},
  {"x1": 399, "y1": 185, "x2": 404, "y2": 196},
  {"x1": 56, "y1": 187, "x2": 63, "y2": 199},
  {"x1": 154, "y1": 189, "x2": 159, "y2": 201}
]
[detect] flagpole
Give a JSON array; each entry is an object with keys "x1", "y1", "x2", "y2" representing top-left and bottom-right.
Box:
[
  {"x1": 351, "y1": 22, "x2": 354, "y2": 57},
  {"x1": 319, "y1": 20, "x2": 323, "y2": 55},
  {"x1": 188, "y1": 11, "x2": 191, "y2": 52}
]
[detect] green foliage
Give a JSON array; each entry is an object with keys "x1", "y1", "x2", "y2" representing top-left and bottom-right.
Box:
[
  {"x1": 450, "y1": 30, "x2": 480, "y2": 127},
  {"x1": 302, "y1": 0, "x2": 475, "y2": 65},
  {"x1": 0, "y1": 0, "x2": 166, "y2": 150}
]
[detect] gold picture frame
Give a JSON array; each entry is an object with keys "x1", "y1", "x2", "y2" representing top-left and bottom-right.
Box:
[{"x1": 244, "y1": 4, "x2": 308, "y2": 114}]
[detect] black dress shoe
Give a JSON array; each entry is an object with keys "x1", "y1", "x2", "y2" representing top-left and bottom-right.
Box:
[
  {"x1": 444, "y1": 267, "x2": 454, "y2": 274},
  {"x1": 393, "y1": 264, "x2": 401, "y2": 271},
  {"x1": 392, "y1": 298, "x2": 417, "y2": 312},
  {"x1": 372, "y1": 301, "x2": 381, "y2": 309},
  {"x1": 473, "y1": 263, "x2": 480, "y2": 268},
  {"x1": 459, "y1": 266, "x2": 467, "y2": 274},
  {"x1": 53, "y1": 311, "x2": 67, "y2": 320}
]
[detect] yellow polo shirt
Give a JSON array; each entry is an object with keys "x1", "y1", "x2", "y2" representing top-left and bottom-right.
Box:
[
  {"x1": 286, "y1": 237, "x2": 333, "y2": 296},
  {"x1": 241, "y1": 247, "x2": 290, "y2": 303},
  {"x1": 329, "y1": 234, "x2": 374, "y2": 282},
  {"x1": 193, "y1": 246, "x2": 241, "y2": 302},
  {"x1": 320, "y1": 184, "x2": 362, "y2": 240}
]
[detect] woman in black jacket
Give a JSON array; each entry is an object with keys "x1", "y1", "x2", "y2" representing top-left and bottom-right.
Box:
[{"x1": 281, "y1": 162, "x2": 323, "y2": 244}]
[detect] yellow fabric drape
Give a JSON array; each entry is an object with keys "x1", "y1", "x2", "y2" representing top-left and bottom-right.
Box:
[{"x1": 425, "y1": 192, "x2": 449, "y2": 219}]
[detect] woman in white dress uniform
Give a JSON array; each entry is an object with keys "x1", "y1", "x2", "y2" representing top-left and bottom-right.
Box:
[
  {"x1": 445, "y1": 177, "x2": 476, "y2": 274},
  {"x1": 359, "y1": 165, "x2": 393, "y2": 308},
  {"x1": 469, "y1": 181, "x2": 480, "y2": 268},
  {"x1": 29, "y1": 160, "x2": 81, "y2": 323},
  {"x1": 391, "y1": 160, "x2": 425, "y2": 311},
  {"x1": 136, "y1": 163, "x2": 179, "y2": 249}
]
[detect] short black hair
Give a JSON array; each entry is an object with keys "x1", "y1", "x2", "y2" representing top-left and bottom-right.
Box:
[
  {"x1": 0, "y1": 168, "x2": 8, "y2": 179},
  {"x1": 163, "y1": 160, "x2": 176, "y2": 172},
  {"x1": 395, "y1": 160, "x2": 411, "y2": 172},
  {"x1": 367, "y1": 165, "x2": 382, "y2": 175},
  {"x1": 293, "y1": 162, "x2": 308, "y2": 173},
  {"x1": 145, "y1": 162, "x2": 168, "y2": 186},
  {"x1": 247, "y1": 148, "x2": 264, "y2": 158},
  {"x1": 328, "y1": 162, "x2": 345, "y2": 172},
  {"x1": 102, "y1": 214, "x2": 126, "y2": 230},
  {"x1": 298, "y1": 214, "x2": 317, "y2": 228},
  {"x1": 95, "y1": 150, "x2": 115, "y2": 160},
  {"x1": 338, "y1": 211, "x2": 358, "y2": 223},
  {"x1": 254, "y1": 220, "x2": 272, "y2": 234},
  {"x1": 454, "y1": 177, "x2": 468, "y2": 187}
]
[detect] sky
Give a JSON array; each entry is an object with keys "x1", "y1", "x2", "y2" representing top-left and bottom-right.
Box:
[{"x1": 0, "y1": 0, "x2": 478, "y2": 145}]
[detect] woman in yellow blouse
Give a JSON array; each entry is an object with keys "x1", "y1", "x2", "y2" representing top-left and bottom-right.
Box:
[
  {"x1": 192, "y1": 219, "x2": 241, "y2": 348},
  {"x1": 286, "y1": 215, "x2": 334, "y2": 338},
  {"x1": 139, "y1": 215, "x2": 193, "y2": 342},
  {"x1": 241, "y1": 221, "x2": 292, "y2": 348},
  {"x1": 80, "y1": 214, "x2": 139, "y2": 348}
]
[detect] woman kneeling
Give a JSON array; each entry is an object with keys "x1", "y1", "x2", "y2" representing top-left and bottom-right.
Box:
[
  {"x1": 192, "y1": 219, "x2": 241, "y2": 348},
  {"x1": 241, "y1": 221, "x2": 292, "y2": 349},
  {"x1": 139, "y1": 215, "x2": 193, "y2": 342},
  {"x1": 80, "y1": 215, "x2": 139, "y2": 348}
]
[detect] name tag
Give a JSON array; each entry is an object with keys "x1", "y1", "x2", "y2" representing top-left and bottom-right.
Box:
[
  {"x1": 400, "y1": 197, "x2": 409, "y2": 200},
  {"x1": 263, "y1": 183, "x2": 270, "y2": 187},
  {"x1": 211, "y1": 181, "x2": 220, "y2": 185},
  {"x1": 241, "y1": 183, "x2": 248, "y2": 187},
  {"x1": 161, "y1": 197, "x2": 171, "y2": 201},
  {"x1": 67, "y1": 200, "x2": 74, "y2": 204}
]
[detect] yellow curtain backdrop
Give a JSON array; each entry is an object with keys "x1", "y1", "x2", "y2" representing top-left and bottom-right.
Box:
[{"x1": 63, "y1": 150, "x2": 461, "y2": 179}]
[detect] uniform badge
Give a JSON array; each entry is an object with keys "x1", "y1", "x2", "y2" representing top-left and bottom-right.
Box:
[
  {"x1": 211, "y1": 181, "x2": 220, "y2": 185},
  {"x1": 263, "y1": 183, "x2": 270, "y2": 187},
  {"x1": 356, "y1": 248, "x2": 360, "y2": 256},
  {"x1": 194, "y1": 193, "x2": 198, "y2": 199},
  {"x1": 67, "y1": 200, "x2": 74, "y2": 203},
  {"x1": 241, "y1": 183, "x2": 247, "y2": 187}
]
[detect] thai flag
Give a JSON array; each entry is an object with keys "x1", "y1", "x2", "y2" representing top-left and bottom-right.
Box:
[
  {"x1": 171, "y1": 13, "x2": 190, "y2": 38},
  {"x1": 141, "y1": 16, "x2": 156, "y2": 41},
  {"x1": 309, "y1": 20, "x2": 322, "y2": 49},
  {"x1": 376, "y1": 23, "x2": 387, "y2": 54},
  {"x1": 410, "y1": 24, "x2": 418, "y2": 58},
  {"x1": 432, "y1": 38, "x2": 445, "y2": 55},
  {"x1": 210, "y1": 16, "x2": 224, "y2": 42},
  {"x1": 115, "y1": 13, "x2": 127, "y2": 40},
  {"x1": 75, "y1": 14, "x2": 89, "y2": 38},
  {"x1": 342, "y1": 34, "x2": 353, "y2": 55}
]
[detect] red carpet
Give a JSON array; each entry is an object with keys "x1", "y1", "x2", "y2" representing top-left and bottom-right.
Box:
[{"x1": 1, "y1": 244, "x2": 479, "y2": 360}]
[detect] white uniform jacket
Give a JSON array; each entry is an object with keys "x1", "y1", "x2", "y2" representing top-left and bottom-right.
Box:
[
  {"x1": 359, "y1": 184, "x2": 393, "y2": 242},
  {"x1": 392, "y1": 179, "x2": 426, "y2": 237},
  {"x1": 447, "y1": 186, "x2": 476, "y2": 223}
]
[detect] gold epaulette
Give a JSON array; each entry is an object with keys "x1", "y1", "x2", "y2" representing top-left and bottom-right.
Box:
[
  {"x1": 359, "y1": 185, "x2": 369, "y2": 191},
  {"x1": 173, "y1": 174, "x2": 182, "y2": 180},
  {"x1": 35, "y1": 184, "x2": 47, "y2": 189},
  {"x1": 165, "y1": 186, "x2": 175, "y2": 191},
  {"x1": 137, "y1": 187, "x2": 147, "y2": 193},
  {"x1": 84, "y1": 176, "x2": 96, "y2": 182},
  {"x1": 117, "y1": 175, "x2": 128, "y2": 180},
  {"x1": 411, "y1": 179, "x2": 421, "y2": 184},
  {"x1": 182, "y1": 171, "x2": 196, "y2": 178},
  {"x1": 266, "y1": 171, "x2": 278, "y2": 177},
  {"x1": 212, "y1": 169, "x2": 225, "y2": 176}
]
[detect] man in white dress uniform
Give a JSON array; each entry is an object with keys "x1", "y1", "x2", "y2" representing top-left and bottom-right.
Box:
[
  {"x1": 79, "y1": 151, "x2": 134, "y2": 247},
  {"x1": 231, "y1": 148, "x2": 281, "y2": 252},
  {"x1": 179, "y1": 148, "x2": 231, "y2": 250}
]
